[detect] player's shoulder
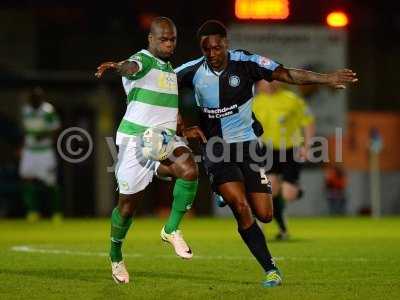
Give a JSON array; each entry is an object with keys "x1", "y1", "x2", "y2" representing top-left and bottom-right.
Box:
[
  {"x1": 281, "y1": 90, "x2": 310, "y2": 109},
  {"x1": 278, "y1": 90, "x2": 302, "y2": 103},
  {"x1": 230, "y1": 49, "x2": 255, "y2": 56},
  {"x1": 230, "y1": 49, "x2": 278, "y2": 69},
  {"x1": 129, "y1": 49, "x2": 154, "y2": 64},
  {"x1": 174, "y1": 56, "x2": 205, "y2": 73},
  {"x1": 288, "y1": 91, "x2": 306, "y2": 104},
  {"x1": 281, "y1": 89, "x2": 298, "y2": 98},
  {"x1": 229, "y1": 49, "x2": 259, "y2": 62}
]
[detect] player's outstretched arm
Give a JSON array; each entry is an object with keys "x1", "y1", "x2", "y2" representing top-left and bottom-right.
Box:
[
  {"x1": 271, "y1": 66, "x2": 358, "y2": 89},
  {"x1": 95, "y1": 60, "x2": 140, "y2": 78}
]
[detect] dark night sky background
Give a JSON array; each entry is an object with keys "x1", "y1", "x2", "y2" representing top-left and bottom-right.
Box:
[{"x1": 1, "y1": 0, "x2": 400, "y2": 109}]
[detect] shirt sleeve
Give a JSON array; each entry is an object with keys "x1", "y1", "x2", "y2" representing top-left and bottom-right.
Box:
[
  {"x1": 125, "y1": 52, "x2": 152, "y2": 80},
  {"x1": 236, "y1": 50, "x2": 281, "y2": 82}
]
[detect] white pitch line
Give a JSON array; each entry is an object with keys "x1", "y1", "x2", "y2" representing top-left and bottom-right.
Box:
[
  {"x1": 10, "y1": 245, "x2": 252, "y2": 260},
  {"x1": 11, "y1": 246, "x2": 138, "y2": 258},
  {"x1": 10, "y1": 245, "x2": 375, "y2": 262}
]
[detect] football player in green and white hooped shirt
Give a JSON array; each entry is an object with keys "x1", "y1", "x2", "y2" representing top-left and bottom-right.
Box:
[
  {"x1": 95, "y1": 17, "x2": 206, "y2": 284},
  {"x1": 19, "y1": 87, "x2": 62, "y2": 222}
]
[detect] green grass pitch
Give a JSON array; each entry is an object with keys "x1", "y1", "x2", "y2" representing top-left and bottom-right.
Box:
[{"x1": 0, "y1": 217, "x2": 399, "y2": 299}]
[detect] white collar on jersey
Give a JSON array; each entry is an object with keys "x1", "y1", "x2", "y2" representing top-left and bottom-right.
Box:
[{"x1": 140, "y1": 49, "x2": 168, "y2": 65}]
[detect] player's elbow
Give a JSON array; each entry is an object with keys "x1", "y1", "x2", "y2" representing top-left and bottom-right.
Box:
[{"x1": 272, "y1": 66, "x2": 295, "y2": 84}]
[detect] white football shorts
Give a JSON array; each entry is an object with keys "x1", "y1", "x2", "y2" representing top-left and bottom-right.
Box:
[
  {"x1": 19, "y1": 148, "x2": 57, "y2": 186},
  {"x1": 115, "y1": 135, "x2": 188, "y2": 195}
]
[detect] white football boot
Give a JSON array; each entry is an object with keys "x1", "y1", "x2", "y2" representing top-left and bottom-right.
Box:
[
  {"x1": 111, "y1": 261, "x2": 130, "y2": 284},
  {"x1": 161, "y1": 227, "x2": 193, "y2": 259}
]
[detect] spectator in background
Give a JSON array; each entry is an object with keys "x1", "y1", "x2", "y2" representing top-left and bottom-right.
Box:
[
  {"x1": 253, "y1": 80, "x2": 315, "y2": 240},
  {"x1": 19, "y1": 87, "x2": 62, "y2": 222},
  {"x1": 325, "y1": 165, "x2": 347, "y2": 215}
]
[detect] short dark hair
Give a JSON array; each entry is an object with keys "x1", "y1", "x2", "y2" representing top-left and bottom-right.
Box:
[
  {"x1": 150, "y1": 16, "x2": 176, "y2": 34},
  {"x1": 197, "y1": 20, "x2": 227, "y2": 40}
]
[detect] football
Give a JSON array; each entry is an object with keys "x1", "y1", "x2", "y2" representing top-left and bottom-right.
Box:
[{"x1": 141, "y1": 127, "x2": 174, "y2": 161}]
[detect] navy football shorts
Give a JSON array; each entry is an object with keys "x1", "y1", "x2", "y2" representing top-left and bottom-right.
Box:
[{"x1": 202, "y1": 140, "x2": 272, "y2": 194}]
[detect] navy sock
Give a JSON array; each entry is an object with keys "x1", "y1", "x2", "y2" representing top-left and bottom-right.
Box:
[
  {"x1": 273, "y1": 195, "x2": 287, "y2": 233},
  {"x1": 238, "y1": 222, "x2": 277, "y2": 272}
]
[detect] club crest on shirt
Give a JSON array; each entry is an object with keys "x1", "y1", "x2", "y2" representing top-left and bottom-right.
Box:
[
  {"x1": 119, "y1": 181, "x2": 129, "y2": 191},
  {"x1": 258, "y1": 56, "x2": 272, "y2": 68},
  {"x1": 158, "y1": 73, "x2": 177, "y2": 91},
  {"x1": 229, "y1": 75, "x2": 240, "y2": 87}
]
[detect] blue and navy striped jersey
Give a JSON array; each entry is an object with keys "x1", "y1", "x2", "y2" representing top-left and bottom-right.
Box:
[{"x1": 175, "y1": 49, "x2": 280, "y2": 143}]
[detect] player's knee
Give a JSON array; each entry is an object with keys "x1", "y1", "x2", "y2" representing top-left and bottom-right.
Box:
[
  {"x1": 282, "y1": 189, "x2": 298, "y2": 202},
  {"x1": 119, "y1": 206, "x2": 134, "y2": 218},
  {"x1": 118, "y1": 197, "x2": 136, "y2": 218},
  {"x1": 256, "y1": 211, "x2": 273, "y2": 223},
  {"x1": 180, "y1": 164, "x2": 198, "y2": 181},
  {"x1": 119, "y1": 206, "x2": 133, "y2": 218},
  {"x1": 281, "y1": 182, "x2": 300, "y2": 202}
]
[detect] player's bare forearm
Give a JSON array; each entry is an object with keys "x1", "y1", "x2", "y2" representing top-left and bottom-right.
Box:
[
  {"x1": 272, "y1": 66, "x2": 358, "y2": 89},
  {"x1": 273, "y1": 68, "x2": 328, "y2": 85},
  {"x1": 95, "y1": 60, "x2": 139, "y2": 78}
]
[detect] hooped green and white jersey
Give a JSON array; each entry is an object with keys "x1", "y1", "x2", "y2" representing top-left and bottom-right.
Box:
[
  {"x1": 116, "y1": 49, "x2": 178, "y2": 145},
  {"x1": 22, "y1": 102, "x2": 60, "y2": 151}
]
